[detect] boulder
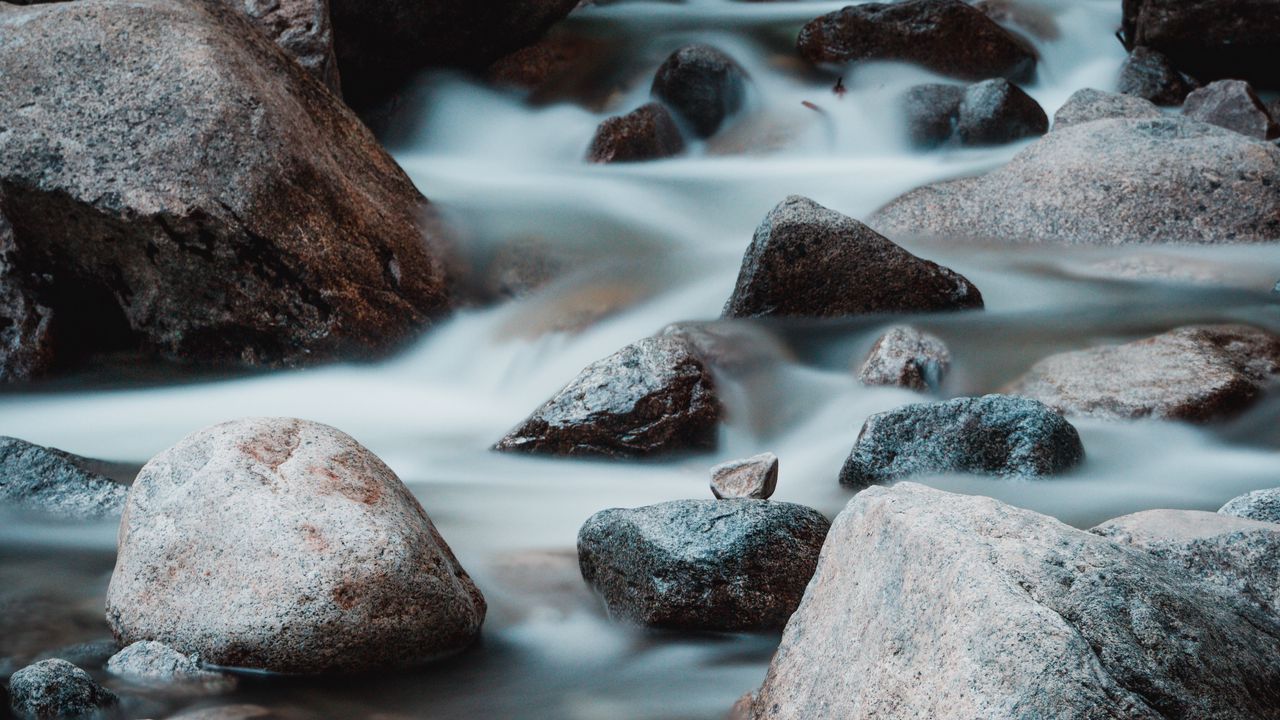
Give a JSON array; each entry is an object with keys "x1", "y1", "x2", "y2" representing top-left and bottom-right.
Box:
[
  {"x1": 577, "y1": 499, "x2": 829, "y2": 631},
  {"x1": 650, "y1": 45, "x2": 747, "y2": 139},
  {"x1": 587, "y1": 103, "x2": 685, "y2": 164},
  {"x1": 797, "y1": 0, "x2": 1036, "y2": 83},
  {"x1": 0, "y1": 209, "x2": 52, "y2": 382},
  {"x1": 900, "y1": 83, "x2": 964, "y2": 148},
  {"x1": 106, "y1": 641, "x2": 232, "y2": 689},
  {"x1": 954, "y1": 78, "x2": 1047, "y2": 145},
  {"x1": 1005, "y1": 325, "x2": 1280, "y2": 422},
  {"x1": 872, "y1": 116, "x2": 1280, "y2": 244},
  {"x1": 1117, "y1": 46, "x2": 1196, "y2": 106},
  {"x1": 495, "y1": 335, "x2": 721, "y2": 458},
  {"x1": 0, "y1": 436, "x2": 127, "y2": 520},
  {"x1": 710, "y1": 452, "x2": 778, "y2": 500},
  {"x1": 0, "y1": 0, "x2": 452, "y2": 373},
  {"x1": 722, "y1": 196, "x2": 983, "y2": 319},
  {"x1": 1221, "y1": 487, "x2": 1280, "y2": 524},
  {"x1": 748, "y1": 483, "x2": 1280, "y2": 719},
  {"x1": 838, "y1": 394, "x2": 1084, "y2": 488},
  {"x1": 105, "y1": 418, "x2": 486, "y2": 674},
  {"x1": 1121, "y1": 0, "x2": 1280, "y2": 89},
  {"x1": 1051, "y1": 88, "x2": 1161, "y2": 130},
  {"x1": 235, "y1": 0, "x2": 340, "y2": 93},
  {"x1": 1182, "y1": 79, "x2": 1280, "y2": 140},
  {"x1": 857, "y1": 325, "x2": 950, "y2": 391},
  {"x1": 8, "y1": 659, "x2": 119, "y2": 720}
]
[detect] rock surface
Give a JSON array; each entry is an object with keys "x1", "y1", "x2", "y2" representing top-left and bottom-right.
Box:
[
  {"x1": 1221, "y1": 487, "x2": 1280, "y2": 524},
  {"x1": 650, "y1": 45, "x2": 747, "y2": 138},
  {"x1": 8, "y1": 659, "x2": 119, "y2": 720},
  {"x1": 106, "y1": 641, "x2": 231, "y2": 688},
  {"x1": 710, "y1": 453, "x2": 778, "y2": 500},
  {"x1": 587, "y1": 103, "x2": 685, "y2": 163},
  {"x1": 1051, "y1": 88, "x2": 1161, "y2": 129},
  {"x1": 1182, "y1": 79, "x2": 1280, "y2": 140},
  {"x1": 955, "y1": 78, "x2": 1047, "y2": 145},
  {"x1": 0, "y1": 437, "x2": 127, "y2": 520},
  {"x1": 578, "y1": 499, "x2": 829, "y2": 631},
  {"x1": 873, "y1": 116, "x2": 1280, "y2": 244},
  {"x1": 1117, "y1": 46, "x2": 1196, "y2": 106},
  {"x1": 797, "y1": 0, "x2": 1036, "y2": 83},
  {"x1": 1005, "y1": 325, "x2": 1280, "y2": 422},
  {"x1": 1122, "y1": 0, "x2": 1280, "y2": 89},
  {"x1": 723, "y1": 196, "x2": 982, "y2": 319},
  {"x1": 495, "y1": 335, "x2": 721, "y2": 458},
  {"x1": 900, "y1": 83, "x2": 965, "y2": 147},
  {"x1": 0, "y1": 0, "x2": 452, "y2": 372},
  {"x1": 0, "y1": 209, "x2": 53, "y2": 382},
  {"x1": 235, "y1": 0, "x2": 341, "y2": 92},
  {"x1": 838, "y1": 394, "x2": 1084, "y2": 488},
  {"x1": 105, "y1": 418, "x2": 486, "y2": 674},
  {"x1": 749, "y1": 483, "x2": 1280, "y2": 719},
  {"x1": 857, "y1": 325, "x2": 950, "y2": 391}
]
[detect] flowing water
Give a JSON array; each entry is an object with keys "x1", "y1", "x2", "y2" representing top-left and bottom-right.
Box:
[{"x1": 4, "y1": 1, "x2": 1280, "y2": 717}]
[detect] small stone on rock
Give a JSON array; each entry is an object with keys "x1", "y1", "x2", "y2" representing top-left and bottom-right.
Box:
[{"x1": 710, "y1": 452, "x2": 779, "y2": 500}]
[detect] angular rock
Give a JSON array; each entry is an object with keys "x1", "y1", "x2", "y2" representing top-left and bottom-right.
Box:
[
  {"x1": 1122, "y1": 0, "x2": 1280, "y2": 89},
  {"x1": 710, "y1": 452, "x2": 778, "y2": 500},
  {"x1": 106, "y1": 641, "x2": 232, "y2": 689},
  {"x1": 723, "y1": 196, "x2": 983, "y2": 319},
  {"x1": 1221, "y1": 487, "x2": 1280, "y2": 524},
  {"x1": 838, "y1": 394, "x2": 1084, "y2": 488},
  {"x1": 857, "y1": 325, "x2": 950, "y2": 391},
  {"x1": 0, "y1": 437, "x2": 128, "y2": 520},
  {"x1": 1006, "y1": 325, "x2": 1280, "y2": 422},
  {"x1": 8, "y1": 659, "x2": 119, "y2": 720},
  {"x1": 105, "y1": 418, "x2": 486, "y2": 674},
  {"x1": 900, "y1": 83, "x2": 964, "y2": 148},
  {"x1": 749, "y1": 483, "x2": 1280, "y2": 719},
  {"x1": 1182, "y1": 79, "x2": 1280, "y2": 141},
  {"x1": 0, "y1": 209, "x2": 53, "y2": 383},
  {"x1": 1117, "y1": 46, "x2": 1196, "y2": 106},
  {"x1": 577, "y1": 499, "x2": 829, "y2": 631},
  {"x1": 0, "y1": 0, "x2": 452, "y2": 372},
  {"x1": 235, "y1": 0, "x2": 341, "y2": 93},
  {"x1": 955, "y1": 78, "x2": 1047, "y2": 145},
  {"x1": 1051, "y1": 88, "x2": 1161, "y2": 130},
  {"x1": 797, "y1": 0, "x2": 1036, "y2": 83},
  {"x1": 873, "y1": 116, "x2": 1280, "y2": 244},
  {"x1": 494, "y1": 335, "x2": 721, "y2": 458},
  {"x1": 587, "y1": 103, "x2": 685, "y2": 164},
  {"x1": 650, "y1": 45, "x2": 747, "y2": 139}
]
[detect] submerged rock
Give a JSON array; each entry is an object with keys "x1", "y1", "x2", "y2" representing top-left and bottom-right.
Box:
[
  {"x1": 955, "y1": 79, "x2": 1047, "y2": 145},
  {"x1": 857, "y1": 325, "x2": 950, "y2": 391},
  {"x1": 495, "y1": 335, "x2": 721, "y2": 458},
  {"x1": 587, "y1": 103, "x2": 685, "y2": 163},
  {"x1": 838, "y1": 395, "x2": 1084, "y2": 488},
  {"x1": 1221, "y1": 488, "x2": 1280, "y2": 524},
  {"x1": 1122, "y1": 0, "x2": 1280, "y2": 89},
  {"x1": 106, "y1": 641, "x2": 232, "y2": 689},
  {"x1": 1006, "y1": 325, "x2": 1280, "y2": 422},
  {"x1": 1182, "y1": 79, "x2": 1280, "y2": 140},
  {"x1": 900, "y1": 83, "x2": 965, "y2": 147},
  {"x1": 650, "y1": 44, "x2": 748, "y2": 138},
  {"x1": 749, "y1": 483, "x2": 1280, "y2": 719},
  {"x1": 578, "y1": 499, "x2": 829, "y2": 631},
  {"x1": 722, "y1": 196, "x2": 982, "y2": 319},
  {"x1": 710, "y1": 452, "x2": 778, "y2": 500},
  {"x1": 105, "y1": 418, "x2": 486, "y2": 674},
  {"x1": 1051, "y1": 88, "x2": 1161, "y2": 129},
  {"x1": 236, "y1": 0, "x2": 341, "y2": 92},
  {"x1": 1117, "y1": 46, "x2": 1196, "y2": 106},
  {"x1": 0, "y1": 437, "x2": 127, "y2": 520},
  {"x1": 8, "y1": 659, "x2": 119, "y2": 720}
]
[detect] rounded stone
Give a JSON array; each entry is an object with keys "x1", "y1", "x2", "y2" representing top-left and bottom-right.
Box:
[
  {"x1": 650, "y1": 44, "x2": 748, "y2": 138},
  {"x1": 8, "y1": 659, "x2": 119, "y2": 720}
]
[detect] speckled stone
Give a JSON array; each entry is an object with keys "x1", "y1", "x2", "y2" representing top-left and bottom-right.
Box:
[
  {"x1": 955, "y1": 79, "x2": 1047, "y2": 145},
  {"x1": 0, "y1": 436, "x2": 127, "y2": 520},
  {"x1": 650, "y1": 44, "x2": 747, "y2": 138},
  {"x1": 857, "y1": 325, "x2": 950, "y2": 391},
  {"x1": 8, "y1": 659, "x2": 119, "y2": 720},
  {"x1": 710, "y1": 453, "x2": 778, "y2": 500},
  {"x1": 1052, "y1": 88, "x2": 1161, "y2": 130},
  {"x1": 1221, "y1": 488, "x2": 1280, "y2": 524},
  {"x1": 106, "y1": 641, "x2": 233, "y2": 690},
  {"x1": 1182, "y1": 79, "x2": 1279, "y2": 140},
  {"x1": 587, "y1": 103, "x2": 685, "y2": 163}
]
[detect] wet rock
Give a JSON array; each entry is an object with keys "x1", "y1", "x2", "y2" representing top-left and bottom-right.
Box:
[
  {"x1": 577, "y1": 499, "x2": 829, "y2": 631},
  {"x1": 0, "y1": 0, "x2": 452, "y2": 372},
  {"x1": 722, "y1": 196, "x2": 983, "y2": 319},
  {"x1": 650, "y1": 45, "x2": 748, "y2": 138},
  {"x1": 1182, "y1": 79, "x2": 1280, "y2": 141},
  {"x1": 1122, "y1": 0, "x2": 1280, "y2": 90},
  {"x1": 1051, "y1": 88, "x2": 1161, "y2": 130},
  {"x1": 857, "y1": 325, "x2": 950, "y2": 391},
  {"x1": 105, "y1": 418, "x2": 486, "y2": 674},
  {"x1": 0, "y1": 210, "x2": 53, "y2": 383},
  {"x1": 587, "y1": 103, "x2": 686, "y2": 164},
  {"x1": 487, "y1": 32, "x2": 604, "y2": 92},
  {"x1": 749, "y1": 483, "x2": 1280, "y2": 719},
  {"x1": 710, "y1": 453, "x2": 778, "y2": 500},
  {"x1": 0, "y1": 437, "x2": 127, "y2": 520},
  {"x1": 873, "y1": 116, "x2": 1280, "y2": 244},
  {"x1": 838, "y1": 394, "x2": 1084, "y2": 488},
  {"x1": 1006, "y1": 325, "x2": 1280, "y2": 422},
  {"x1": 955, "y1": 78, "x2": 1047, "y2": 145},
  {"x1": 8, "y1": 659, "x2": 119, "y2": 720},
  {"x1": 236, "y1": 0, "x2": 341, "y2": 92},
  {"x1": 1117, "y1": 46, "x2": 1196, "y2": 106},
  {"x1": 900, "y1": 83, "x2": 964, "y2": 148},
  {"x1": 973, "y1": 0, "x2": 1059, "y2": 41},
  {"x1": 1221, "y1": 488, "x2": 1280, "y2": 524},
  {"x1": 494, "y1": 335, "x2": 721, "y2": 458},
  {"x1": 106, "y1": 641, "x2": 232, "y2": 689},
  {"x1": 797, "y1": 0, "x2": 1036, "y2": 83}
]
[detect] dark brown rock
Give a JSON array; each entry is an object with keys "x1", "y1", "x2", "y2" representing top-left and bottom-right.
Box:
[
  {"x1": 587, "y1": 103, "x2": 686, "y2": 164},
  {"x1": 857, "y1": 325, "x2": 950, "y2": 391},
  {"x1": 1117, "y1": 46, "x2": 1196, "y2": 106},
  {"x1": 797, "y1": 0, "x2": 1036, "y2": 83},
  {"x1": 1182, "y1": 79, "x2": 1280, "y2": 140},
  {"x1": 650, "y1": 45, "x2": 748, "y2": 138},
  {"x1": 487, "y1": 32, "x2": 604, "y2": 91},
  {"x1": 1122, "y1": 0, "x2": 1280, "y2": 90},
  {"x1": 1051, "y1": 88, "x2": 1161, "y2": 130},
  {"x1": 722, "y1": 196, "x2": 983, "y2": 319},
  {"x1": 236, "y1": 0, "x2": 341, "y2": 94},
  {"x1": 955, "y1": 78, "x2": 1048, "y2": 145},
  {"x1": 900, "y1": 83, "x2": 964, "y2": 148}
]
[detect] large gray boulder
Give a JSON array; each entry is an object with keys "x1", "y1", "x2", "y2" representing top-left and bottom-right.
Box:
[
  {"x1": 587, "y1": 103, "x2": 685, "y2": 164},
  {"x1": 8, "y1": 659, "x2": 119, "y2": 720},
  {"x1": 749, "y1": 483, "x2": 1280, "y2": 719},
  {"x1": 1221, "y1": 487, "x2": 1280, "y2": 524},
  {"x1": 105, "y1": 418, "x2": 486, "y2": 674},
  {"x1": 0, "y1": 436, "x2": 127, "y2": 520},
  {"x1": 1122, "y1": 0, "x2": 1280, "y2": 89},
  {"x1": 873, "y1": 116, "x2": 1280, "y2": 244}
]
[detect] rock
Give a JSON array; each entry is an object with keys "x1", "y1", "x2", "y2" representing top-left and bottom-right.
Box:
[
  {"x1": 1182, "y1": 79, "x2": 1280, "y2": 141},
  {"x1": 872, "y1": 116, "x2": 1280, "y2": 244},
  {"x1": 106, "y1": 641, "x2": 232, "y2": 689},
  {"x1": 1094, "y1": 509, "x2": 1280, "y2": 617},
  {"x1": 973, "y1": 0, "x2": 1059, "y2": 41},
  {"x1": 0, "y1": 437, "x2": 127, "y2": 520},
  {"x1": 722, "y1": 196, "x2": 983, "y2": 319},
  {"x1": 487, "y1": 32, "x2": 603, "y2": 92},
  {"x1": 494, "y1": 335, "x2": 721, "y2": 458},
  {"x1": 710, "y1": 453, "x2": 778, "y2": 500},
  {"x1": 650, "y1": 45, "x2": 747, "y2": 139},
  {"x1": 1005, "y1": 325, "x2": 1280, "y2": 422},
  {"x1": 1051, "y1": 88, "x2": 1161, "y2": 130},
  {"x1": 1122, "y1": 0, "x2": 1280, "y2": 90},
  {"x1": 955, "y1": 78, "x2": 1047, "y2": 145},
  {"x1": 587, "y1": 103, "x2": 686, "y2": 164},
  {"x1": 797, "y1": 0, "x2": 1036, "y2": 83},
  {"x1": 838, "y1": 394, "x2": 1084, "y2": 488},
  {"x1": 1117, "y1": 46, "x2": 1196, "y2": 106},
  {"x1": 857, "y1": 325, "x2": 950, "y2": 391},
  {"x1": 900, "y1": 83, "x2": 964, "y2": 147},
  {"x1": 105, "y1": 418, "x2": 486, "y2": 674},
  {"x1": 1221, "y1": 488, "x2": 1280, "y2": 524},
  {"x1": 8, "y1": 659, "x2": 119, "y2": 720},
  {"x1": 0, "y1": 0, "x2": 452, "y2": 373},
  {"x1": 235, "y1": 0, "x2": 340, "y2": 93},
  {"x1": 577, "y1": 499, "x2": 829, "y2": 631},
  {"x1": 748, "y1": 483, "x2": 1280, "y2": 719},
  {"x1": 0, "y1": 209, "x2": 53, "y2": 383}
]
